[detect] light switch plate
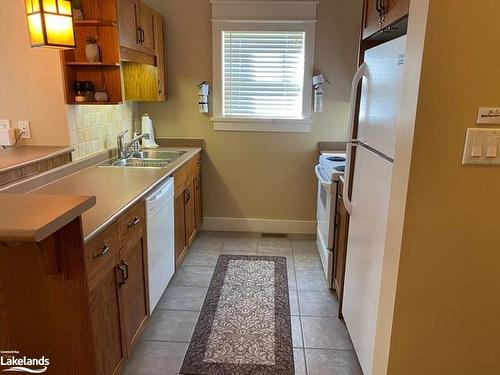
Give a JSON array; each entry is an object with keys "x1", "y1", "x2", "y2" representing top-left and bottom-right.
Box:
[
  {"x1": 0, "y1": 119, "x2": 11, "y2": 129},
  {"x1": 477, "y1": 107, "x2": 500, "y2": 124},
  {"x1": 463, "y1": 128, "x2": 500, "y2": 165}
]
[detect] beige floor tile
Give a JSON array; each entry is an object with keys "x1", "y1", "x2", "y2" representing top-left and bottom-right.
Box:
[
  {"x1": 292, "y1": 239, "x2": 318, "y2": 254},
  {"x1": 141, "y1": 310, "x2": 199, "y2": 342},
  {"x1": 222, "y1": 236, "x2": 258, "y2": 251},
  {"x1": 123, "y1": 341, "x2": 188, "y2": 375},
  {"x1": 190, "y1": 233, "x2": 225, "y2": 251},
  {"x1": 298, "y1": 290, "x2": 339, "y2": 317},
  {"x1": 171, "y1": 265, "x2": 214, "y2": 287},
  {"x1": 294, "y1": 348, "x2": 307, "y2": 375},
  {"x1": 289, "y1": 290, "x2": 300, "y2": 315},
  {"x1": 291, "y1": 315, "x2": 303, "y2": 348},
  {"x1": 182, "y1": 249, "x2": 221, "y2": 267},
  {"x1": 157, "y1": 286, "x2": 207, "y2": 311},
  {"x1": 301, "y1": 317, "x2": 353, "y2": 350},
  {"x1": 258, "y1": 236, "x2": 292, "y2": 251},
  {"x1": 296, "y1": 269, "x2": 329, "y2": 291},
  {"x1": 305, "y1": 349, "x2": 362, "y2": 375}
]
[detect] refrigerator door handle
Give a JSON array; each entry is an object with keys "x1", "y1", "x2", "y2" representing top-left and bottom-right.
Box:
[{"x1": 344, "y1": 63, "x2": 368, "y2": 215}]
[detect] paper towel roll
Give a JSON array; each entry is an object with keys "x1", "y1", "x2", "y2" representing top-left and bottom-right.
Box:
[{"x1": 141, "y1": 114, "x2": 159, "y2": 148}]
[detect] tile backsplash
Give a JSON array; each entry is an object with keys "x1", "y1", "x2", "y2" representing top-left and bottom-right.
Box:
[{"x1": 66, "y1": 103, "x2": 137, "y2": 160}]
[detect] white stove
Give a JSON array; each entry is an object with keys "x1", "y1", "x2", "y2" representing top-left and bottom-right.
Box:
[{"x1": 315, "y1": 151, "x2": 346, "y2": 288}]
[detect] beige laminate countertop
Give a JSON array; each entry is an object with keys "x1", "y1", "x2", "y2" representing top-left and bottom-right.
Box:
[
  {"x1": 0, "y1": 146, "x2": 73, "y2": 172},
  {"x1": 30, "y1": 147, "x2": 201, "y2": 242}
]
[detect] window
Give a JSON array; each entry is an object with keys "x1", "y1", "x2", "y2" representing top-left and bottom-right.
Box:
[
  {"x1": 211, "y1": 0, "x2": 317, "y2": 132},
  {"x1": 223, "y1": 31, "x2": 306, "y2": 119}
]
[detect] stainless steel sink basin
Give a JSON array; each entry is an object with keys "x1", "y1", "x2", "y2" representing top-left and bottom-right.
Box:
[
  {"x1": 99, "y1": 150, "x2": 186, "y2": 169},
  {"x1": 105, "y1": 158, "x2": 172, "y2": 169},
  {"x1": 130, "y1": 150, "x2": 186, "y2": 160}
]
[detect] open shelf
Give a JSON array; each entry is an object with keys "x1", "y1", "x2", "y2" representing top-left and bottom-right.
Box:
[
  {"x1": 74, "y1": 20, "x2": 117, "y2": 27},
  {"x1": 65, "y1": 62, "x2": 120, "y2": 66},
  {"x1": 66, "y1": 101, "x2": 122, "y2": 105}
]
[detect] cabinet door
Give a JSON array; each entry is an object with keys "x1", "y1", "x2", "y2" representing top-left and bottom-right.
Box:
[
  {"x1": 363, "y1": 0, "x2": 381, "y2": 39},
  {"x1": 184, "y1": 179, "x2": 196, "y2": 245},
  {"x1": 139, "y1": 2, "x2": 156, "y2": 55},
  {"x1": 154, "y1": 14, "x2": 167, "y2": 101},
  {"x1": 119, "y1": 235, "x2": 148, "y2": 352},
  {"x1": 362, "y1": 0, "x2": 409, "y2": 39},
  {"x1": 334, "y1": 185, "x2": 350, "y2": 318},
  {"x1": 174, "y1": 191, "x2": 186, "y2": 264},
  {"x1": 194, "y1": 173, "x2": 202, "y2": 229},
  {"x1": 118, "y1": 0, "x2": 140, "y2": 51},
  {"x1": 88, "y1": 254, "x2": 125, "y2": 375}
]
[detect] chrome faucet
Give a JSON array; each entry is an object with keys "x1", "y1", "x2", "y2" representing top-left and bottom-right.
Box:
[{"x1": 116, "y1": 130, "x2": 151, "y2": 159}]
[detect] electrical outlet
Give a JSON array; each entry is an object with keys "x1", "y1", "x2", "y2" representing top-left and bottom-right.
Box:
[
  {"x1": 18, "y1": 120, "x2": 31, "y2": 139},
  {"x1": 0, "y1": 119, "x2": 11, "y2": 129}
]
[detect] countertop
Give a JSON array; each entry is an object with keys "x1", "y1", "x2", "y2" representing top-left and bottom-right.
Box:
[
  {"x1": 30, "y1": 147, "x2": 202, "y2": 242},
  {"x1": 0, "y1": 146, "x2": 74, "y2": 173}
]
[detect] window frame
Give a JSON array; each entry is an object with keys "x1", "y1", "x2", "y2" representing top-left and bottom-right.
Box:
[{"x1": 212, "y1": 21, "x2": 316, "y2": 133}]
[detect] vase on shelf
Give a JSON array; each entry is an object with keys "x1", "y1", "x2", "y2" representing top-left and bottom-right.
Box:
[
  {"x1": 85, "y1": 36, "x2": 100, "y2": 63},
  {"x1": 71, "y1": 0, "x2": 84, "y2": 20}
]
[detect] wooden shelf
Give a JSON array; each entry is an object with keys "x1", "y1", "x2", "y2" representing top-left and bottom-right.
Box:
[
  {"x1": 66, "y1": 101, "x2": 122, "y2": 105},
  {"x1": 65, "y1": 62, "x2": 120, "y2": 67},
  {"x1": 74, "y1": 20, "x2": 117, "y2": 27}
]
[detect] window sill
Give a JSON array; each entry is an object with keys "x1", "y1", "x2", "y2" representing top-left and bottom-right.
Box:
[{"x1": 211, "y1": 117, "x2": 312, "y2": 133}]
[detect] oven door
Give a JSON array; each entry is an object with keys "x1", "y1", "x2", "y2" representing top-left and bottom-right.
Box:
[{"x1": 315, "y1": 164, "x2": 336, "y2": 248}]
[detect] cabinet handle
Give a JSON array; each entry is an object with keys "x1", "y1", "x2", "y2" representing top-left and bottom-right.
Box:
[
  {"x1": 136, "y1": 27, "x2": 141, "y2": 44},
  {"x1": 195, "y1": 177, "x2": 200, "y2": 189},
  {"x1": 140, "y1": 28, "x2": 145, "y2": 44},
  {"x1": 183, "y1": 188, "x2": 191, "y2": 204},
  {"x1": 127, "y1": 216, "x2": 141, "y2": 228},
  {"x1": 158, "y1": 79, "x2": 162, "y2": 94},
  {"x1": 377, "y1": 0, "x2": 386, "y2": 26},
  {"x1": 93, "y1": 243, "x2": 110, "y2": 259},
  {"x1": 119, "y1": 259, "x2": 129, "y2": 287}
]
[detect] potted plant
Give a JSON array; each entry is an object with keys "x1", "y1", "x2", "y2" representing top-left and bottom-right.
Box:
[
  {"x1": 71, "y1": 0, "x2": 84, "y2": 20},
  {"x1": 85, "y1": 36, "x2": 100, "y2": 63}
]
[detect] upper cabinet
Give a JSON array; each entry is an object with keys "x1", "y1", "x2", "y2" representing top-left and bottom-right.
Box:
[
  {"x1": 117, "y1": 0, "x2": 156, "y2": 57},
  {"x1": 61, "y1": 0, "x2": 167, "y2": 104},
  {"x1": 362, "y1": 0, "x2": 409, "y2": 40}
]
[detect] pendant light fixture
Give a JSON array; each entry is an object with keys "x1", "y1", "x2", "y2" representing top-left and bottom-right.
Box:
[{"x1": 25, "y1": 0, "x2": 76, "y2": 48}]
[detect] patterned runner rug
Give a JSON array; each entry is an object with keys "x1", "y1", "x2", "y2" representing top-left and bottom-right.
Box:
[{"x1": 180, "y1": 255, "x2": 294, "y2": 375}]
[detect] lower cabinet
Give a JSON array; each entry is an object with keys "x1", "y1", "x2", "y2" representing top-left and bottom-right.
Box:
[
  {"x1": 333, "y1": 180, "x2": 350, "y2": 318},
  {"x1": 88, "y1": 253, "x2": 125, "y2": 375},
  {"x1": 173, "y1": 152, "x2": 202, "y2": 266},
  {"x1": 86, "y1": 201, "x2": 149, "y2": 375},
  {"x1": 119, "y1": 234, "x2": 148, "y2": 350}
]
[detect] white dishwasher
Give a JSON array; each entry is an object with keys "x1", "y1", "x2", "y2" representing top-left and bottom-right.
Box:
[{"x1": 145, "y1": 177, "x2": 175, "y2": 313}]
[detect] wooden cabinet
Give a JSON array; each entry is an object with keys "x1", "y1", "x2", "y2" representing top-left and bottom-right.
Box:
[
  {"x1": 118, "y1": 0, "x2": 156, "y2": 55},
  {"x1": 154, "y1": 14, "x2": 167, "y2": 100},
  {"x1": 88, "y1": 253, "x2": 125, "y2": 375},
  {"x1": 173, "y1": 153, "x2": 203, "y2": 266},
  {"x1": 119, "y1": 234, "x2": 148, "y2": 349},
  {"x1": 333, "y1": 180, "x2": 350, "y2": 319},
  {"x1": 86, "y1": 201, "x2": 148, "y2": 374},
  {"x1": 117, "y1": 0, "x2": 140, "y2": 51},
  {"x1": 62, "y1": 0, "x2": 167, "y2": 104},
  {"x1": 138, "y1": 2, "x2": 156, "y2": 55},
  {"x1": 362, "y1": 0, "x2": 409, "y2": 39},
  {"x1": 194, "y1": 170, "x2": 203, "y2": 229}
]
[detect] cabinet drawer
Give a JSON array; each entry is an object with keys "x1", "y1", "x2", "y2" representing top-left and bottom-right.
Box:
[
  {"x1": 117, "y1": 201, "x2": 145, "y2": 247},
  {"x1": 84, "y1": 223, "x2": 119, "y2": 280}
]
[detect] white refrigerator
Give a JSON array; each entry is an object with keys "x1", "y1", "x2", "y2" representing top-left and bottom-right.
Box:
[{"x1": 342, "y1": 35, "x2": 407, "y2": 375}]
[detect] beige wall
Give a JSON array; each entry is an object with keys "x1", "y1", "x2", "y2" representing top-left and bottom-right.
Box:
[
  {"x1": 386, "y1": 1, "x2": 500, "y2": 373},
  {"x1": 0, "y1": 0, "x2": 69, "y2": 146},
  {"x1": 141, "y1": 0, "x2": 363, "y2": 225}
]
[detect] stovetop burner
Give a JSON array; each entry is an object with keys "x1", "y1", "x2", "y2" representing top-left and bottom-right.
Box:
[
  {"x1": 327, "y1": 156, "x2": 346, "y2": 162},
  {"x1": 335, "y1": 166, "x2": 345, "y2": 172}
]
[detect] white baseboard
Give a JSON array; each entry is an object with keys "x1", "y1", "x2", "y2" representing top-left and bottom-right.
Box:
[{"x1": 201, "y1": 217, "x2": 316, "y2": 234}]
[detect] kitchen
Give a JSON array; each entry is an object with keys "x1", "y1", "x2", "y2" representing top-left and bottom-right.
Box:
[{"x1": 1, "y1": 1, "x2": 499, "y2": 375}]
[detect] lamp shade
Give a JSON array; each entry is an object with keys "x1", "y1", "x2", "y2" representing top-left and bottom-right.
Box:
[{"x1": 25, "y1": 0, "x2": 76, "y2": 48}]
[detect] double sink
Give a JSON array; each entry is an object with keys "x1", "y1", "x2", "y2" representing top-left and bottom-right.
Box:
[{"x1": 99, "y1": 150, "x2": 186, "y2": 169}]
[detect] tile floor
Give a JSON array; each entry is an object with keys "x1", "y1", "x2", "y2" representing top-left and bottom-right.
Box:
[{"x1": 123, "y1": 231, "x2": 362, "y2": 375}]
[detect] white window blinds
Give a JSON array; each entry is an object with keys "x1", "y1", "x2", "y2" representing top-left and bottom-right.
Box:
[{"x1": 223, "y1": 31, "x2": 306, "y2": 119}]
